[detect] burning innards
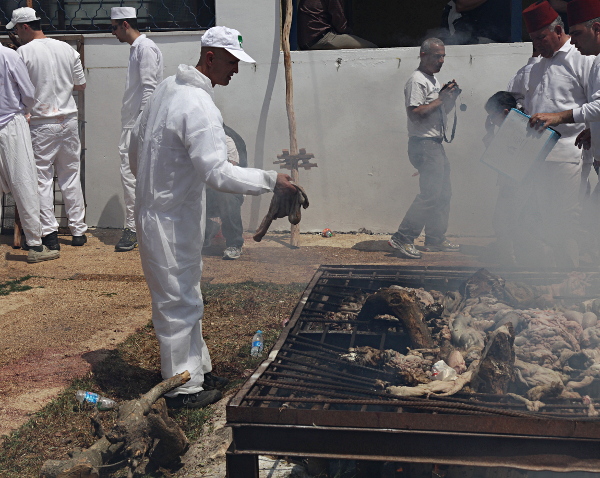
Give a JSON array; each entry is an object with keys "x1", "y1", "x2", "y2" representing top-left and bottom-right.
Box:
[{"x1": 336, "y1": 268, "x2": 600, "y2": 410}]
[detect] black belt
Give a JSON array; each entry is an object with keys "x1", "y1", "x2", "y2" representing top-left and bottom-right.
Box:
[{"x1": 409, "y1": 136, "x2": 443, "y2": 143}]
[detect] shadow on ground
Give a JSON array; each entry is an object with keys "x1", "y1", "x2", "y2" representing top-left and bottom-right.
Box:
[
  {"x1": 83, "y1": 349, "x2": 162, "y2": 401},
  {"x1": 352, "y1": 240, "x2": 392, "y2": 252}
]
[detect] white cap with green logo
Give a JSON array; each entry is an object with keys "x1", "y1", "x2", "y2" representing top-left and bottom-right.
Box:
[{"x1": 201, "y1": 26, "x2": 255, "y2": 63}]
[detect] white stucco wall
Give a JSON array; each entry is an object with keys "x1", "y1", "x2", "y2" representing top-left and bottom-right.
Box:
[
  {"x1": 4, "y1": 1, "x2": 545, "y2": 237},
  {"x1": 83, "y1": 31, "x2": 202, "y2": 228}
]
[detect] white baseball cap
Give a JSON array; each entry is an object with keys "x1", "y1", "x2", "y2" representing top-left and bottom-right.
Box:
[
  {"x1": 201, "y1": 26, "x2": 255, "y2": 63},
  {"x1": 111, "y1": 7, "x2": 136, "y2": 20},
  {"x1": 6, "y1": 7, "x2": 41, "y2": 30}
]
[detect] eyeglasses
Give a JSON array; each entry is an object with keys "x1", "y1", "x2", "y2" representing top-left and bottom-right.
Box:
[{"x1": 111, "y1": 24, "x2": 119, "y2": 31}]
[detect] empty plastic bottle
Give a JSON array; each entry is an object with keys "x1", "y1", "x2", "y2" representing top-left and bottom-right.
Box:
[
  {"x1": 250, "y1": 330, "x2": 264, "y2": 357},
  {"x1": 75, "y1": 390, "x2": 117, "y2": 411}
]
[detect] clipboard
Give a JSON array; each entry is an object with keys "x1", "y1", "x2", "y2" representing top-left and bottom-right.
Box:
[{"x1": 480, "y1": 108, "x2": 561, "y2": 182}]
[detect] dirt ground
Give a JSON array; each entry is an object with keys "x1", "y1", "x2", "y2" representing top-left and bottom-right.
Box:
[{"x1": 0, "y1": 227, "x2": 494, "y2": 474}]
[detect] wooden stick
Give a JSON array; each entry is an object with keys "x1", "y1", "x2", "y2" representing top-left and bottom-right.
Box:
[
  {"x1": 13, "y1": 206, "x2": 22, "y2": 250},
  {"x1": 282, "y1": 0, "x2": 300, "y2": 247}
]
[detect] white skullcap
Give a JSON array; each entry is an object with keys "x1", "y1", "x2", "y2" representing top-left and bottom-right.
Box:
[{"x1": 111, "y1": 7, "x2": 136, "y2": 20}]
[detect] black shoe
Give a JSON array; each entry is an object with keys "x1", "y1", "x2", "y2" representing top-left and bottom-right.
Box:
[
  {"x1": 164, "y1": 389, "x2": 222, "y2": 409},
  {"x1": 42, "y1": 231, "x2": 60, "y2": 251},
  {"x1": 72, "y1": 234, "x2": 87, "y2": 246},
  {"x1": 115, "y1": 228, "x2": 137, "y2": 252},
  {"x1": 204, "y1": 372, "x2": 229, "y2": 390}
]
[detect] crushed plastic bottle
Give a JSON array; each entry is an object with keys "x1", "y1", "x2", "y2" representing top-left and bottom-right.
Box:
[
  {"x1": 250, "y1": 330, "x2": 264, "y2": 357},
  {"x1": 431, "y1": 360, "x2": 457, "y2": 382},
  {"x1": 75, "y1": 390, "x2": 117, "y2": 411},
  {"x1": 321, "y1": 228, "x2": 333, "y2": 238}
]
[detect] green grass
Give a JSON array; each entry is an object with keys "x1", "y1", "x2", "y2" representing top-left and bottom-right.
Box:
[
  {"x1": 0, "y1": 281, "x2": 305, "y2": 478},
  {"x1": 0, "y1": 275, "x2": 33, "y2": 296}
]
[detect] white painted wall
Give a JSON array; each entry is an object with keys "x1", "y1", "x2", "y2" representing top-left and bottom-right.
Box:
[
  {"x1": 83, "y1": 31, "x2": 202, "y2": 228},
  {"x1": 5, "y1": 1, "x2": 541, "y2": 237}
]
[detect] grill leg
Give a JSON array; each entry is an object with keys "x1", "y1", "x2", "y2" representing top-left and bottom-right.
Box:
[{"x1": 226, "y1": 446, "x2": 258, "y2": 478}]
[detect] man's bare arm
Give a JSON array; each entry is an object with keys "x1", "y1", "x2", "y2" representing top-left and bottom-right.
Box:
[
  {"x1": 529, "y1": 110, "x2": 573, "y2": 129},
  {"x1": 74, "y1": 84, "x2": 86, "y2": 91}
]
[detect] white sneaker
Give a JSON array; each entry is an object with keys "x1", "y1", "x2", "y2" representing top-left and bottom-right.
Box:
[
  {"x1": 222, "y1": 246, "x2": 242, "y2": 260},
  {"x1": 27, "y1": 245, "x2": 60, "y2": 263}
]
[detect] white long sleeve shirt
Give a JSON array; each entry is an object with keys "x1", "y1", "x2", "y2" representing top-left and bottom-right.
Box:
[
  {"x1": 507, "y1": 56, "x2": 541, "y2": 98},
  {"x1": 18, "y1": 38, "x2": 85, "y2": 119},
  {"x1": 0, "y1": 45, "x2": 35, "y2": 128},
  {"x1": 525, "y1": 41, "x2": 593, "y2": 162},
  {"x1": 573, "y1": 53, "x2": 600, "y2": 157},
  {"x1": 121, "y1": 34, "x2": 163, "y2": 128}
]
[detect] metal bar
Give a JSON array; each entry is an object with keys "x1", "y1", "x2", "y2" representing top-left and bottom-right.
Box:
[
  {"x1": 226, "y1": 442, "x2": 258, "y2": 478},
  {"x1": 227, "y1": 406, "x2": 600, "y2": 438},
  {"x1": 229, "y1": 424, "x2": 600, "y2": 472},
  {"x1": 279, "y1": 350, "x2": 396, "y2": 381},
  {"x1": 287, "y1": 333, "x2": 349, "y2": 352},
  {"x1": 266, "y1": 362, "x2": 377, "y2": 387},
  {"x1": 248, "y1": 385, "x2": 544, "y2": 418},
  {"x1": 511, "y1": 0, "x2": 522, "y2": 43}
]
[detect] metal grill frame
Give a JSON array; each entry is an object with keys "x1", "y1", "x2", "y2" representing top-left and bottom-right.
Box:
[{"x1": 226, "y1": 265, "x2": 600, "y2": 477}]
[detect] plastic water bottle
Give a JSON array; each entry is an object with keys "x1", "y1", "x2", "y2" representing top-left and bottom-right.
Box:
[
  {"x1": 75, "y1": 390, "x2": 117, "y2": 411},
  {"x1": 250, "y1": 330, "x2": 264, "y2": 357}
]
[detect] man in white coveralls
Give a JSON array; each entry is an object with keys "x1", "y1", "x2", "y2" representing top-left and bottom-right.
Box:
[{"x1": 129, "y1": 26, "x2": 296, "y2": 409}]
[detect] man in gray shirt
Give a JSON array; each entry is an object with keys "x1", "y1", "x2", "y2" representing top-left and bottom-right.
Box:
[{"x1": 389, "y1": 38, "x2": 461, "y2": 259}]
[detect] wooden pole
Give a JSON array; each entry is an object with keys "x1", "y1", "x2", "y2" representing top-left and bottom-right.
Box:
[
  {"x1": 26, "y1": 0, "x2": 32, "y2": 8},
  {"x1": 282, "y1": 0, "x2": 300, "y2": 247}
]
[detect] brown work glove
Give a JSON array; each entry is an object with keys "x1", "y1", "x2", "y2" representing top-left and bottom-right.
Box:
[{"x1": 253, "y1": 181, "x2": 309, "y2": 242}]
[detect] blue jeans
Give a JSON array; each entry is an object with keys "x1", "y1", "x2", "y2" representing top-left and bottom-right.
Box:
[
  {"x1": 205, "y1": 188, "x2": 244, "y2": 248},
  {"x1": 393, "y1": 137, "x2": 452, "y2": 245}
]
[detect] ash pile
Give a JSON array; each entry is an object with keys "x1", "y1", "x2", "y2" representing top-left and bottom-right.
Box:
[{"x1": 332, "y1": 268, "x2": 600, "y2": 416}]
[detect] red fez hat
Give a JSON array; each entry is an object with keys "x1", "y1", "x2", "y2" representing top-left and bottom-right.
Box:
[
  {"x1": 568, "y1": 0, "x2": 600, "y2": 27},
  {"x1": 523, "y1": 1, "x2": 560, "y2": 33}
]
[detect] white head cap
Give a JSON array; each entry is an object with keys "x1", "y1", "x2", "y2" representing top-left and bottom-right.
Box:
[
  {"x1": 6, "y1": 7, "x2": 41, "y2": 30},
  {"x1": 201, "y1": 26, "x2": 255, "y2": 63},
  {"x1": 111, "y1": 7, "x2": 136, "y2": 20}
]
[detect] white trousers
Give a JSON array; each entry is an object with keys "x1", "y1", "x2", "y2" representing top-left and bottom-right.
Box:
[
  {"x1": 118, "y1": 128, "x2": 136, "y2": 231},
  {"x1": 30, "y1": 117, "x2": 87, "y2": 237},
  {"x1": 533, "y1": 161, "x2": 582, "y2": 268},
  {"x1": 0, "y1": 114, "x2": 42, "y2": 246},
  {"x1": 137, "y1": 209, "x2": 212, "y2": 397}
]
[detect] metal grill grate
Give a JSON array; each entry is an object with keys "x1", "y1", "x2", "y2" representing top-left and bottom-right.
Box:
[{"x1": 226, "y1": 265, "x2": 600, "y2": 477}]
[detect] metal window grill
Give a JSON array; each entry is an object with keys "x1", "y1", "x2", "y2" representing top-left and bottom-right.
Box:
[
  {"x1": 1, "y1": 176, "x2": 69, "y2": 236},
  {"x1": 0, "y1": 0, "x2": 215, "y2": 34}
]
